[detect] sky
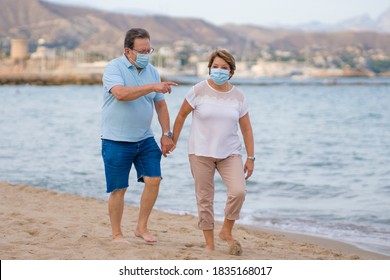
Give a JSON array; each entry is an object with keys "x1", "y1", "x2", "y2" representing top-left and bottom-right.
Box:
[{"x1": 45, "y1": 0, "x2": 389, "y2": 27}]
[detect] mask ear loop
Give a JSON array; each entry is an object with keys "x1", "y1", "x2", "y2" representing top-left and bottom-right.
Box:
[
  {"x1": 126, "y1": 49, "x2": 142, "y2": 69},
  {"x1": 128, "y1": 55, "x2": 136, "y2": 65}
]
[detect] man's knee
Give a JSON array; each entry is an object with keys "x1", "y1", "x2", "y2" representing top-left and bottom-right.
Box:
[
  {"x1": 143, "y1": 176, "x2": 161, "y2": 186},
  {"x1": 111, "y1": 188, "x2": 127, "y2": 197}
]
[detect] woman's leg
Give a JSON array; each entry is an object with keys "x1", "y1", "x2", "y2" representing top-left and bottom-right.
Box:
[
  {"x1": 216, "y1": 155, "x2": 246, "y2": 255},
  {"x1": 189, "y1": 155, "x2": 216, "y2": 251}
]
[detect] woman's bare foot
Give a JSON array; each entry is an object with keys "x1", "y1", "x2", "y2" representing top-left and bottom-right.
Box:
[
  {"x1": 203, "y1": 247, "x2": 217, "y2": 255},
  {"x1": 134, "y1": 230, "x2": 157, "y2": 243},
  {"x1": 219, "y1": 231, "x2": 234, "y2": 243},
  {"x1": 204, "y1": 244, "x2": 215, "y2": 251},
  {"x1": 228, "y1": 240, "x2": 242, "y2": 256},
  {"x1": 219, "y1": 231, "x2": 242, "y2": 256}
]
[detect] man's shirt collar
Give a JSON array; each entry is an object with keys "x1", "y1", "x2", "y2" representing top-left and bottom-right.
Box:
[{"x1": 121, "y1": 53, "x2": 135, "y2": 69}]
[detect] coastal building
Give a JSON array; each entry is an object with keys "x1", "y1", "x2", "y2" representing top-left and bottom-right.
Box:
[{"x1": 10, "y1": 39, "x2": 29, "y2": 62}]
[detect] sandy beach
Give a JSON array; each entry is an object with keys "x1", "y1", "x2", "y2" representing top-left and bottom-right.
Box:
[{"x1": 0, "y1": 181, "x2": 388, "y2": 260}]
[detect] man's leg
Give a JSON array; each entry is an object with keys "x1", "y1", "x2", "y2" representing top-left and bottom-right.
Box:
[
  {"x1": 102, "y1": 139, "x2": 133, "y2": 243},
  {"x1": 134, "y1": 176, "x2": 160, "y2": 242},
  {"x1": 108, "y1": 188, "x2": 128, "y2": 242}
]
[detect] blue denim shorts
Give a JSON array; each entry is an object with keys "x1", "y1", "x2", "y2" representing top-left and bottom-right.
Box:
[{"x1": 101, "y1": 137, "x2": 162, "y2": 193}]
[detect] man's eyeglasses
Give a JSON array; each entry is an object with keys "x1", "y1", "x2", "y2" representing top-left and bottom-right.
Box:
[{"x1": 131, "y1": 48, "x2": 154, "y2": 55}]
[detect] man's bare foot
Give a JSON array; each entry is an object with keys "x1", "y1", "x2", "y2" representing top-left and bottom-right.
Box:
[
  {"x1": 112, "y1": 237, "x2": 130, "y2": 244},
  {"x1": 134, "y1": 230, "x2": 157, "y2": 243}
]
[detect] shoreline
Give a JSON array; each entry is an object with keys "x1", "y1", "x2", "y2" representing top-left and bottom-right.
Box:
[
  {"x1": 1, "y1": 72, "x2": 390, "y2": 86},
  {"x1": 0, "y1": 181, "x2": 388, "y2": 260}
]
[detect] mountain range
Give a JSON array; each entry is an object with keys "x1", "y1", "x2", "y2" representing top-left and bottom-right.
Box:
[
  {"x1": 278, "y1": 8, "x2": 390, "y2": 33},
  {"x1": 1, "y1": 0, "x2": 390, "y2": 56}
]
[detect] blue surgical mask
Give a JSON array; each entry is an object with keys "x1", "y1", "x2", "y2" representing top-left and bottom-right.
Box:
[
  {"x1": 135, "y1": 53, "x2": 150, "y2": 68},
  {"x1": 210, "y1": 68, "x2": 230, "y2": 85}
]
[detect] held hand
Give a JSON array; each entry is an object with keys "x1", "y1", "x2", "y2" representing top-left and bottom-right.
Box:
[
  {"x1": 155, "y1": 82, "x2": 178, "y2": 94},
  {"x1": 160, "y1": 136, "x2": 175, "y2": 157},
  {"x1": 244, "y1": 160, "x2": 254, "y2": 180}
]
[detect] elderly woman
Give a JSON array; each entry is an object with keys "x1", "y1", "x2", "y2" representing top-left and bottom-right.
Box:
[{"x1": 172, "y1": 49, "x2": 255, "y2": 255}]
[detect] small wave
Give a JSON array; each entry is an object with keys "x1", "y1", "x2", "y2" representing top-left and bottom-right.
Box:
[{"x1": 243, "y1": 214, "x2": 390, "y2": 256}]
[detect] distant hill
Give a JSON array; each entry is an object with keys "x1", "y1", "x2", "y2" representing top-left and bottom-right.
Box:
[
  {"x1": 377, "y1": 7, "x2": 390, "y2": 32},
  {"x1": 278, "y1": 7, "x2": 390, "y2": 33},
  {"x1": 0, "y1": 0, "x2": 245, "y2": 54},
  {"x1": 224, "y1": 24, "x2": 390, "y2": 53},
  {"x1": 1, "y1": 0, "x2": 390, "y2": 56}
]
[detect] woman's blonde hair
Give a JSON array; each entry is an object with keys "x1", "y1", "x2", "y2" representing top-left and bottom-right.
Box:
[{"x1": 207, "y1": 49, "x2": 236, "y2": 77}]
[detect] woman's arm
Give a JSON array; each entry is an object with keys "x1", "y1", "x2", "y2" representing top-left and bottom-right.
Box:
[
  {"x1": 239, "y1": 113, "x2": 255, "y2": 179},
  {"x1": 172, "y1": 99, "x2": 193, "y2": 146}
]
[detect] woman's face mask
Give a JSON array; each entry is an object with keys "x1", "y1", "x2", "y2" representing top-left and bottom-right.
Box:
[{"x1": 210, "y1": 68, "x2": 230, "y2": 85}]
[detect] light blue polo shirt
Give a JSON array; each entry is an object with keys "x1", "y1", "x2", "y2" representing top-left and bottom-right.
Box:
[{"x1": 101, "y1": 54, "x2": 165, "y2": 142}]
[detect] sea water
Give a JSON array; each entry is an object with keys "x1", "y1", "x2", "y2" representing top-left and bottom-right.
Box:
[{"x1": 0, "y1": 79, "x2": 389, "y2": 256}]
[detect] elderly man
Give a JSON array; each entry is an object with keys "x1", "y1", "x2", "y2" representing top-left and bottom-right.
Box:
[{"x1": 101, "y1": 28, "x2": 177, "y2": 243}]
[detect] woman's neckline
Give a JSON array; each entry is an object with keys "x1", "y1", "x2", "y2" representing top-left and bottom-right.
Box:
[{"x1": 206, "y1": 79, "x2": 234, "y2": 93}]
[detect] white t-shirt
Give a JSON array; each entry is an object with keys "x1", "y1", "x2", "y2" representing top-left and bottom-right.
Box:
[{"x1": 185, "y1": 80, "x2": 249, "y2": 159}]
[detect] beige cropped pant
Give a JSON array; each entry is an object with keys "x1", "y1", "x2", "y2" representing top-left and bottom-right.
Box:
[{"x1": 189, "y1": 154, "x2": 246, "y2": 230}]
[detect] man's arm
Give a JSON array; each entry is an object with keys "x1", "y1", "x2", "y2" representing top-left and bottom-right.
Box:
[{"x1": 110, "y1": 82, "x2": 177, "y2": 101}]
